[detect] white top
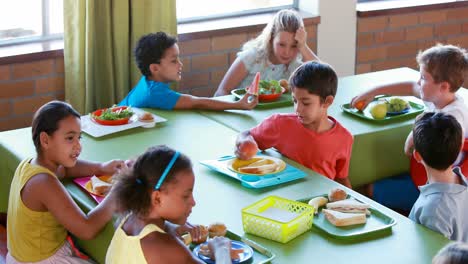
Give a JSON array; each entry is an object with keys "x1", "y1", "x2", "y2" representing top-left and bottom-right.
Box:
[
  {"x1": 236, "y1": 48, "x2": 303, "y2": 90},
  {"x1": 425, "y1": 94, "x2": 468, "y2": 138}
]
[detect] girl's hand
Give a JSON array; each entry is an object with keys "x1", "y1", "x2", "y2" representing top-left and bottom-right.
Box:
[
  {"x1": 237, "y1": 92, "x2": 258, "y2": 110},
  {"x1": 176, "y1": 223, "x2": 208, "y2": 244},
  {"x1": 295, "y1": 26, "x2": 307, "y2": 50},
  {"x1": 100, "y1": 159, "x2": 127, "y2": 175}
]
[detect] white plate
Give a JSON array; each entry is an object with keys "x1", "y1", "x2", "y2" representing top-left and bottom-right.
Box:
[{"x1": 81, "y1": 108, "x2": 167, "y2": 137}]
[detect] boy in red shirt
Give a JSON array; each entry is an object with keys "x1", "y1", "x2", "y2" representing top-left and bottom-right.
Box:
[{"x1": 235, "y1": 61, "x2": 354, "y2": 188}]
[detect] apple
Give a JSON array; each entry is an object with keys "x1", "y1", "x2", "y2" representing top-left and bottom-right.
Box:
[
  {"x1": 238, "y1": 141, "x2": 258, "y2": 160},
  {"x1": 370, "y1": 102, "x2": 387, "y2": 119}
]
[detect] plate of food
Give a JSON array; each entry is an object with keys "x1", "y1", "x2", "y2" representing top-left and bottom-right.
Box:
[
  {"x1": 193, "y1": 240, "x2": 254, "y2": 264},
  {"x1": 231, "y1": 73, "x2": 292, "y2": 108},
  {"x1": 84, "y1": 175, "x2": 113, "y2": 197},
  {"x1": 298, "y1": 188, "x2": 396, "y2": 238},
  {"x1": 341, "y1": 96, "x2": 424, "y2": 122},
  {"x1": 200, "y1": 154, "x2": 306, "y2": 189},
  {"x1": 228, "y1": 156, "x2": 286, "y2": 176},
  {"x1": 90, "y1": 105, "x2": 134, "y2": 126}
]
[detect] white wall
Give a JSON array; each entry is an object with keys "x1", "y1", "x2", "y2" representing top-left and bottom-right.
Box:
[{"x1": 300, "y1": 0, "x2": 357, "y2": 77}]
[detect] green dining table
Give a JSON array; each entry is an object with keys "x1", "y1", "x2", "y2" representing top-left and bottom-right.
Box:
[
  {"x1": 0, "y1": 107, "x2": 450, "y2": 264},
  {"x1": 198, "y1": 67, "x2": 468, "y2": 187}
]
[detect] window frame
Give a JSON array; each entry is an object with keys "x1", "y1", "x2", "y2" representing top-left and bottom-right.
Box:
[
  {"x1": 177, "y1": 0, "x2": 299, "y2": 24},
  {"x1": 0, "y1": 0, "x2": 63, "y2": 47}
]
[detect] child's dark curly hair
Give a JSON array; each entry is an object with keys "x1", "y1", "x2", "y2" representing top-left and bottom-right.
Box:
[
  {"x1": 112, "y1": 145, "x2": 192, "y2": 217},
  {"x1": 134, "y1": 32, "x2": 177, "y2": 77}
]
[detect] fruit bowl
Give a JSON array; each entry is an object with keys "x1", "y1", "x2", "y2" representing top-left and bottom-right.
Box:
[
  {"x1": 258, "y1": 86, "x2": 286, "y2": 102},
  {"x1": 91, "y1": 106, "x2": 133, "y2": 126}
]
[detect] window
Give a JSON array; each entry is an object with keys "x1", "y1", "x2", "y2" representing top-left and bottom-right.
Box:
[
  {"x1": 0, "y1": 0, "x2": 63, "y2": 46},
  {"x1": 177, "y1": 0, "x2": 297, "y2": 23}
]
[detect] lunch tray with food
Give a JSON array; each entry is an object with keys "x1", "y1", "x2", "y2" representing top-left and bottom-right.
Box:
[
  {"x1": 199, "y1": 155, "x2": 306, "y2": 189},
  {"x1": 81, "y1": 107, "x2": 167, "y2": 137},
  {"x1": 242, "y1": 196, "x2": 314, "y2": 243},
  {"x1": 188, "y1": 229, "x2": 275, "y2": 264},
  {"x1": 297, "y1": 189, "x2": 396, "y2": 239},
  {"x1": 341, "y1": 96, "x2": 425, "y2": 122}
]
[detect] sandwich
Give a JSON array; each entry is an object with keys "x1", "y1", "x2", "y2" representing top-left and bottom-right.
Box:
[
  {"x1": 238, "y1": 159, "x2": 278, "y2": 174},
  {"x1": 322, "y1": 209, "x2": 367, "y2": 227},
  {"x1": 326, "y1": 199, "x2": 371, "y2": 215},
  {"x1": 90, "y1": 176, "x2": 112, "y2": 196},
  {"x1": 208, "y1": 222, "x2": 227, "y2": 238}
]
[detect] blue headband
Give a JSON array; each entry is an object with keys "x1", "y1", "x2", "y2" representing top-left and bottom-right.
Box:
[{"x1": 154, "y1": 151, "x2": 180, "y2": 190}]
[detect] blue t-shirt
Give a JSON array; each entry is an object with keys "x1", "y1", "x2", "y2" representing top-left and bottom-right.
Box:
[
  {"x1": 409, "y1": 167, "x2": 468, "y2": 241},
  {"x1": 118, "y1": 76, "x2": 180, "y2": 110}
]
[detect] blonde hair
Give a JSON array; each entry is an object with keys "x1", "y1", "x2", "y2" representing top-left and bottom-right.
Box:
[
  {"x1": 242, "y1": 9, "x2": 304, "y2": 66},
  {"x1": 416, "y1": 44, "x2": 468, "y2": 92}
]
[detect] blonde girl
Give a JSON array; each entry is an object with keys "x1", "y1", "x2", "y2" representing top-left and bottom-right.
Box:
[
  {"x1": 7, "y1": 101, "x2": 126, "y2": 263},
  {"x1": 214, "y1": 9, "x2": 319, "y2": 96}
]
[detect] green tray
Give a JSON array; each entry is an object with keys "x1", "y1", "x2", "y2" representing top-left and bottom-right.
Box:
[
  {"x1": 231, "y1": 88, "x2": 293, "y2": 109},
  {"x1": 341, "y1": 97, "x2": 425, "y2": 122},
  {"x1": 298, "y1": 195, "x2": 396, "y2": 239},
  {"x1": 189, "y1": 230, "x2": 275, "y2": 263}
]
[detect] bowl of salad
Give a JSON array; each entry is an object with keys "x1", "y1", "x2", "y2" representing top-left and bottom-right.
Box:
[
  {"x1": 257, "y1": 80, "x2": 286, "y2": 102},
  {"x1": 91, "y1": 106, "x2": 134, "y2": 126}
]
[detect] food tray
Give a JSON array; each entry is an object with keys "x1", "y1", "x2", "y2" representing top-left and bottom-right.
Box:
[
  {"x1": 242, "y1": 196, "x2": 314, "y2": 243},
  {"x1": 297, "y1": 194, "x2": 396, "y2": 239},
  {"x1": 200, "y1": 155, "x2": 306, "y2": 189},
  {"x1": 81, "y1": 108, "x2": 167, "y2": 137},
  {"x1": 231, "y1": 88, "x2": 293, "y2": 109},
  {"x1": 189, "y1": 230, "x2": 275, "y2": 264},
  {"x1": 341, "y1": 96, "x2": 424, "y2": 122},
  {"x1": 73, "y1": 176, "x2": 106, "y2": 203}
]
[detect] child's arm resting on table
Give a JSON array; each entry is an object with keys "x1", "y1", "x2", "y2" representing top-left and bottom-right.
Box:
[
  {"x1": 350, "y1": 81, "x2": 420, "y2": 109},
  {"x1": 60, "y1": 159, "x2": 127, "y2": 179},
  {"x1": 175, "y1": 92, "x2": 258, "y2": 110},
  {"x1": 24, "y1": 173, "x2": 116, "y2": 240},
  {"x1": 335, "y1": 177, "x2": 352, "y2": 189},
  {"x1": 214, "y1": 58, "x2": 248, "y2": 96}
]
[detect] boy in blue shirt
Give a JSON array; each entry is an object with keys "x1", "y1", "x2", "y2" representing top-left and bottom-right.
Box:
[
  {"x1": 119, "y1": 32, "x2": 258, "y2": 110},
  {"x1": 410, "y1": 112, "x2": 468, "y2": 241}
]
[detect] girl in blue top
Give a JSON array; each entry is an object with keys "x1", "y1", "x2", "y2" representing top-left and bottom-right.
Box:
[
  {"x1": 214, "y1": 9, "x2": 319, "y2": 96},
  {"x1": 119, "y1": 32, "x2": 258, "y2": 110}
]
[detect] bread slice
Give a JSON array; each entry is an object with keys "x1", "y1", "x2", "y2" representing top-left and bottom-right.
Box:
[
  {"x1": 246, "y1": 158, "x2": 271, "y2": 167},
  {"x1": 90, "y1": 176, "x2": 112, "y2": 195},
  {"x1": 326, "y1": 199, "x2": 371, "y2": 215},
  {"x1": 322, "y1": 209, "x2": 367, "y2": 227},
  {"x1": 238, "y1": 162, "x2": 278, "y2": 174}
]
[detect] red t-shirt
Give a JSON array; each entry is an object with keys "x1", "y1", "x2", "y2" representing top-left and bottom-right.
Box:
[{"x1": 250, "y1": 114, "x2": 353, "y2": 180}]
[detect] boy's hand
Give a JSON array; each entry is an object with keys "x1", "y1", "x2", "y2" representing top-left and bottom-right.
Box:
[
  {"x1": 295, "y1": 26, "x2": 307, "y2": 50},
  {"x1": 237, "y1": 93, "x2": 258, "y2": 110},
  {"x1": 99, "y1": 159, "x2": 127, "y2": 175},
  {"x1": 235, "y1": 140, "x2": 258, "y2": 160}
]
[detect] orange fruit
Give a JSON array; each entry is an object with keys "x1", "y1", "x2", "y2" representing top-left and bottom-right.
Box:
[{"x1": 355, "y1": 101, "x2": 366, "y2": 111}]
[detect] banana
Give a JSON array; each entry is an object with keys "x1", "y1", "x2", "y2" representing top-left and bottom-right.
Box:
[{"x1": 308, "y1": 197, "x2": 328, "y2": 214}]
